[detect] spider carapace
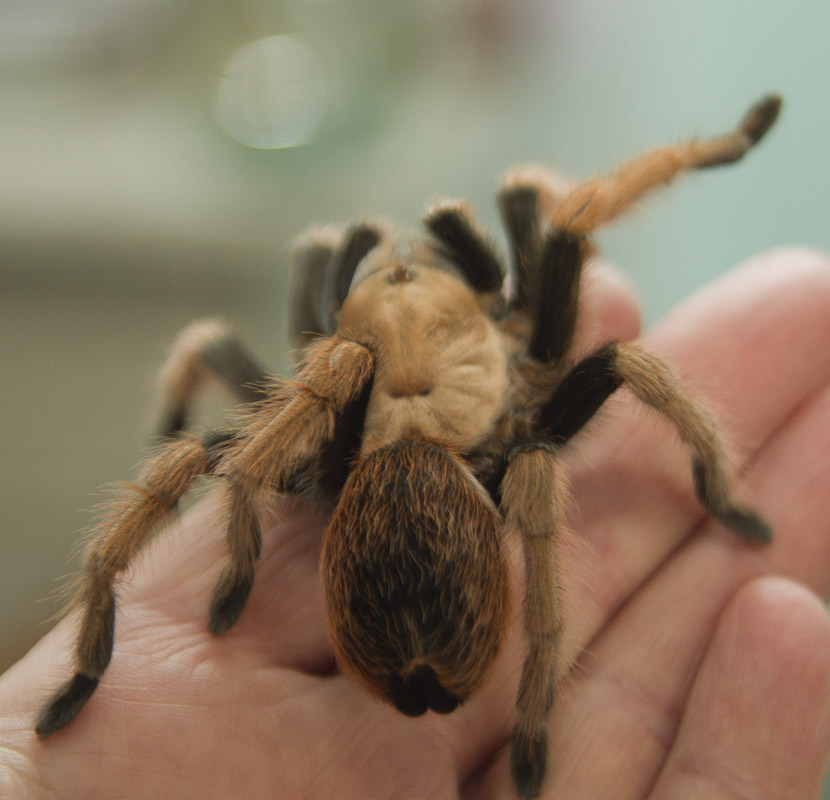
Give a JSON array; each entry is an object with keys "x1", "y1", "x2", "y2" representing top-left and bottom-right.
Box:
[{"x1": 36, "y1": 95, "x2": 780, "y2": 798}]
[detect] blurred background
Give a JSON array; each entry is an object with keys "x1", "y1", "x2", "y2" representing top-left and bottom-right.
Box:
[{"x1": 1, "y1": 0, "x2": 828, "y2": 779}]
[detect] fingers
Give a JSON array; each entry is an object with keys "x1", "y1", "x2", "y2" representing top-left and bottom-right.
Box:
[
  {"x1": 464, "y1": 578, "x2": 830, "y2": 800},
  {"x1": 648, "y1": 577, "x2": 830, "y2": 800}
]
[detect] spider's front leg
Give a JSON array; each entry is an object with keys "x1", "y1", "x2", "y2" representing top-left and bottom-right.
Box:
[
  {"x1": 208, "y1": 336, "x2": 375, "y2": 635},
  {"x1": 497, "y1": 94, "x2": 781, "y2": 358}
]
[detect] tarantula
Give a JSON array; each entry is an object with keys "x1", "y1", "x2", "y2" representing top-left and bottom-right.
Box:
[{"x1": 36, "y1": 95, "x2": 779, "y2": 798}]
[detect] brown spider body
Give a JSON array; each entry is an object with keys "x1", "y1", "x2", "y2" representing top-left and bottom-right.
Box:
[{"x1": 36, "y1": 96, "x2": 782, "y2": 799}]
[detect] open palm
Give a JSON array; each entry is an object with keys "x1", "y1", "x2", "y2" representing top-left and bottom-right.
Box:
[{"x1": 3, "y1": 249, "x2": 830, "y2": 800}]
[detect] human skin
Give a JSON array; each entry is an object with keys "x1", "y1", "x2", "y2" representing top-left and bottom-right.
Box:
[{"x1": 2, "y1": 248, "x2": 830, "y2": 799}]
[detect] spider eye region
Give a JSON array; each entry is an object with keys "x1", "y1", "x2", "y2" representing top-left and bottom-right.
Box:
[{"x1": 388, "y1": 262, "x2": 415, "y2": 284}]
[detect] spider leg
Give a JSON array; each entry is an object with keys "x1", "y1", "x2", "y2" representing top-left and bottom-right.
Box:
[
  {"x1": 288, "y1": 226, "x2": 340, "y2": 347},
  {"x1": 538, "y1": 343, "x2": 772, "y2": 543},
  {"x1": 499, "y1": 443, "x2": 567, "y2": 799},
  {"x1": 551, "y1": 94, "x2": 781, "y2": 237},
  {"x1": 499, "y1": 94, "x2": 780, "y2": 295},
  {"x1": 35, "y1": 435, "x2": 220, "y2": 739},
  {"x1": 289, "y1": 222, "x2": 384, "y2": 348},
  {"x1": 519, "y1": 95, "x2": 780, "y2": 363},
  {"x1": 322, "y1": 224, "x2": 383, "y2": 335},
  {"x1": 37, "y1": 338, "x2": 374, "y2": 737},
  {"x1": 497, "y1": 167, "x2": 574, "y2": 307},
  {"x1": 156, "y1": 319, "x2": 269, "y2": 437},
  {"x1": 423, "y1": 201, "x2": 505, "y2": 293},
  {"x1": 323, "y1": 438, "x2": 509, "y2": 717},
  {"x1": 528, "y1": 230, "x2": 592, "y2": 363},
  {"x1": 208, "y1": 336, "x2": 375, "y2": 635}
]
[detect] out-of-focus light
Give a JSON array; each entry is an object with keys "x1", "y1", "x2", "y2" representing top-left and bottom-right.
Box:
[{"x1": 216, "y1": 35, "x2": 327, "y2": 149}]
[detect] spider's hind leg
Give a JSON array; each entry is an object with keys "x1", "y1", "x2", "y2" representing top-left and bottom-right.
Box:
[{"x1": 206, "y1": 476, "x2": 263, "y2": 636}]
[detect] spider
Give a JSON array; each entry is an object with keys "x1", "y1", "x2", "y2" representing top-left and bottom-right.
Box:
[{"x1": 35, "y1": 95, "x2": 780, "y2": 799}]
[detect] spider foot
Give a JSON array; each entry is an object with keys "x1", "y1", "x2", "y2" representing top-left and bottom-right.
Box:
[
  {"x1": 208, "y1": 568, "x2": 254, "y2": 636},
  {"x1": 717, "y1": 505, "x2": 773, "y2": 544},
  {"x1": 35, "y1": 673, "x2": 99, "y2": 740},
  {"x1": 692, "y1": 458, "x2": 773, "y2": 544},
  {"x1": 510, "y1": 724, "x2": 548, "y2": 799},
  {"x1": 741, "y1": 94, "x2": 782, "y2": 145}
]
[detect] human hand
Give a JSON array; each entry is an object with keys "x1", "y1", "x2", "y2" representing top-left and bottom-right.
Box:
[{"x1": 2, "y1": 249, "x2": 830, "y2": 799}]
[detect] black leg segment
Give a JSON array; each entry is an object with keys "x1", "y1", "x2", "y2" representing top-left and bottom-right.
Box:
[
  {"x1": 35, "y1": 674, "x2": 100, "y2": 740},
  {"x1": 327, "y1": 224, "x2": 382, "y2": 321},
  {"x1": 498, "y1": 184, "x2": 543, "y2": 308},
  {"x1": 536, "y1": 343, "x2": 623, "y2": 443},
  {"x1": 424, "y1": 202, "x2": 504, "y2": 293},
  {"x1": 529, "y1": 231, "x2": 588, "y2": 363}
]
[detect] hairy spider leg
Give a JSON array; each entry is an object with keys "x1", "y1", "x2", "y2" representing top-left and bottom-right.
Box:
[
  {"x1": 537, "y1": 343, "x2": 771, "y2": 543},
  {"x1": 36, "y1": 338, "x2": 373, "y2": 737},
  {"x1": 491, "y1": 339, "x2": 772, "y2": 795},
  {"x1": 549, "y1": 94, "x2": 781, "y2": 238},
  {"x1": 323, "y1": 438, "x2": 510, "y2": 718},
  {"x1": 498, "y1": 165, "x2": 578, "y2": 310},
  {"x1": 499, "y1": 443, "x2": 567, "y2": 799},
  {"x1": 497, "y1": 183, "x2": 543, "y2": 308},
  {"x1": 209, "y1": 337, "x2": 375, "y2": 635},
  {"x1": 316, "y1": 224, "x2": 383, "y2": 336},
  {"x1": 499, "y1": 94, "x2": 781, "y2": 362},
  {"x1": 288, "y1": 227, "x2": 340, "y2": 347},
  {"x1": 157, "y1": 224, "x2": 382, "y2": 437},
  {"x1": 35, "y1": 435, "x2": 218, "y2": 739},
  {"x1": 156, "y1": 319, "x2": 269, "y2": 437},
  {"x1": 423, "y1": 201, "x2": 505, "y2": 293},
  {"x1": 528, "y1": 231, "x2": 590, "y2": 363}
]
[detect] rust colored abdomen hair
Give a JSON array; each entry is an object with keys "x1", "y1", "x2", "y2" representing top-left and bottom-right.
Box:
[{"x1": 322, "y1": 439, "x2": 509, "y2": 715}]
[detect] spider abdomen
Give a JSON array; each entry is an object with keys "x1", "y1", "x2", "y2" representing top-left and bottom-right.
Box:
[{"x1": 322, "y1": 438, "x2": 509, "y2": 715}]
